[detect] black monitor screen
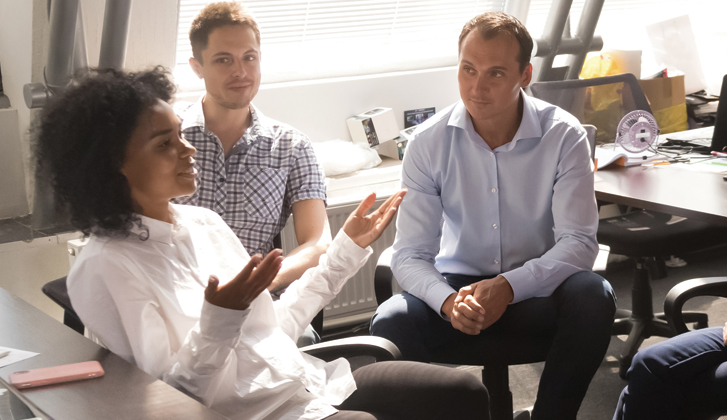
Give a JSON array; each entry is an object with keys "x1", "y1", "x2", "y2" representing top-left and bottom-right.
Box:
[{"x1": 711, "y1": 74, "x2": 727, "y2": 152}]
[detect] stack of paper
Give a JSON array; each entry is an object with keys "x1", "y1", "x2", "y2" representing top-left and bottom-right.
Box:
[{"x1": 594, "y1": 146, "x2": 664, "y2": 169}]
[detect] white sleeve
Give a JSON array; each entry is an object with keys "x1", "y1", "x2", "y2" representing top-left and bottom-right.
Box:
[
  {"x1": 86, "y1": 255, "x2": 247, "y2": 406},
  {"x1": 274, "y1": 230, "x2": 372, "y2": 340}
]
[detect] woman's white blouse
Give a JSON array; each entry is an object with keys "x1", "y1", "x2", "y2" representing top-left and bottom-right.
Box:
[{"x1": 67, "y1": 204, "x2": 372, "y2": 420}]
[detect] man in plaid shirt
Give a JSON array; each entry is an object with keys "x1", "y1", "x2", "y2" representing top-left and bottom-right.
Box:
[{"x1": 175, "y1": 2, "x2": 331, "y2": 295}]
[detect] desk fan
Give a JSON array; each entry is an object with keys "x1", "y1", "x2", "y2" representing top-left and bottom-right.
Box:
[{"x1": 616, "y1": 110, "x2": 660, "y2": 153}]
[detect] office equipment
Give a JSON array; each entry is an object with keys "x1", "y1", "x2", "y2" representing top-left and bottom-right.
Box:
[
  {"x1": 711, "y1": 75, "x2": 727, "y2": 153},
  {"x1": 347, "y1": 107, "x2": 399, "y2": 148},
  {"x1": 616, "y1": 110, "x2": 659, "y2": 153}
]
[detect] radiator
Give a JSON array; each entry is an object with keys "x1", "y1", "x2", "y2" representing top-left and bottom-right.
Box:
[{"x1": 280, "y1": 197, "x2": 399, "y2": 329}]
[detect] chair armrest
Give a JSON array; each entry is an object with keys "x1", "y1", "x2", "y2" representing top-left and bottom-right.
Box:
[
  {"x1": 664, "y1": 277, "x2": 727, "y2": 334},
  {"x1": 300, "y1": 336, "x2": 401, "y2": 362},
  {"x1": 374, "y1": 247, "x2": 395, "y2": 305}
]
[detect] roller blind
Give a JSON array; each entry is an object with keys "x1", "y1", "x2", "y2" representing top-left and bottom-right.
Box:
[{"x1": 176, "y1": 0, "x2": 507, "y2": 83}]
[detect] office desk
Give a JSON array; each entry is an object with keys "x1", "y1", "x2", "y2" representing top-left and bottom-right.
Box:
[
  {"x1": 0, "y1": 288, "x2": 228, "y2": 420},
  {"x1": 594, "y1": 165, "x2": 727, "y2": 226}
]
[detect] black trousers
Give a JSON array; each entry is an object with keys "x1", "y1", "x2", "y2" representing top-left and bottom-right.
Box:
[{"x1": 327, "y1": 361, "x2": 489, "y2": 420}]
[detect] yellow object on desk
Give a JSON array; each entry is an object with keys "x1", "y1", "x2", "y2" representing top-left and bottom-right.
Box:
[{"x1": 641, "y1": 160, "x2": 671, "y2": 166}]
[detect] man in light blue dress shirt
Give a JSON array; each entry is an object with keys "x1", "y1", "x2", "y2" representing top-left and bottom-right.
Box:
[{"x1": 370, "y1": 12, "x2": 616, "y2": 420}]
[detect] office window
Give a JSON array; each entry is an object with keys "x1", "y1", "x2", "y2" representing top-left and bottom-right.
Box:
[
  {"x1": 176, "y1": 0, "x2": 506, "y2": 88},
  {"x1": 525, "y1": 0, "x2": 711, "y2": 50}
]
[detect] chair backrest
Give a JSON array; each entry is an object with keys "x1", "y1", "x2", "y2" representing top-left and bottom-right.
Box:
[
  {"x1": 583, "y1": 124, "x2": 597, "y2": 160},
  {"x1": 42, "y1": 276, "x2": 85, "y2": 334},
  {"x1": 530, "y1": 73, "x2": 652, "y2": 145}
]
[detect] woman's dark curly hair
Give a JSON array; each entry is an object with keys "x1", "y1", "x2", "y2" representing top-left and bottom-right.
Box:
[{"x1": 35, "y1": 66, "x2": 176, "y2": 237}]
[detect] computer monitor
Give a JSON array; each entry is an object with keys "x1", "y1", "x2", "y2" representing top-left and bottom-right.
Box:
[{"x1": 711, "y1": 74, "x2": 727, "y2": 152}]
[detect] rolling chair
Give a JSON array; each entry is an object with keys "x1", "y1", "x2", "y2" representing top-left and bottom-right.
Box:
[
  {"x1": 374, "y1": 248, "x2": 552, "y2": 420},
  {"x1": 662, "y1": 277, "x2": 727, "y2": 420},
  {"x1": 530, "y1": 73, "x2": 726, "y2": 378}
]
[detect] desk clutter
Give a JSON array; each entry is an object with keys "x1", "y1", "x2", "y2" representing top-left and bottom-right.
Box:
[{"x1": 345, "y1": 106, "x2": 435, "y2": 163}]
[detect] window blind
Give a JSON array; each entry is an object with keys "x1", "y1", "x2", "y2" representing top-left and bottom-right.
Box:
[{"x1": 177, "y1": 0, "x2": 507, "y2": 83}]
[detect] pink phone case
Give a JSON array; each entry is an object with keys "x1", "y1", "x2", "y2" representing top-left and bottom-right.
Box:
[{"x1": 9, "y1": 361, "x2": 105, "y2": 389}]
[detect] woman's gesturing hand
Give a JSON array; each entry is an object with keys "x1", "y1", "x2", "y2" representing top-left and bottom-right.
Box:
[
  {"x1": 205, "y1": 249, "x2": 284, "y2": 310},
  {"x1": 343, "y1": 190, "x2": 406, "y2": 249}
]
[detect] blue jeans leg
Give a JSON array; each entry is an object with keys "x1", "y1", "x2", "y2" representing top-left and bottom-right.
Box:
[
  {"x1": 370, "y1": 271, "x2": 616, "y2": 420},
  {"x1": 613, "y1": 326, "x2": 727, "y2": 420}
]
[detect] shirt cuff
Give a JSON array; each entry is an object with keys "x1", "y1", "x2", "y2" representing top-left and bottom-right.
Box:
[
  {"x1": 501, "y1": 266, "x2": 535, "y2": 304},
  {"x1": 289, "y1": 189, "x2": 328, "y2": 207},
  {"x1": 327, "y1": 230, "x2": 373, "y2": 268},
  {"x1": 424, "y1": 282, "x2": 458, "y2": 320},
  {"x1": 200, "y1": 300, "x2": 249, "y2": 341}
]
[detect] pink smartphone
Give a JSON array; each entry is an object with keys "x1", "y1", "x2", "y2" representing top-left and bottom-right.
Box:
[{"x1": 9, "y1": 361, "x2": 104, "y2": 389}]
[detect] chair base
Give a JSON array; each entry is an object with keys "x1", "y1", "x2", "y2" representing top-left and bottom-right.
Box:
[
  {"x1": 612, "y1": 308, "x2": 708, "y2": 379},
  {"x1": 609, "y1": 257, "x2": 710, "y2": 379}
]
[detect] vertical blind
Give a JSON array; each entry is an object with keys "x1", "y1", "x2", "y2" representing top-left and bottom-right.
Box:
[{"x1": 177, "y1": 0, "x2": 507, "y2": 83}]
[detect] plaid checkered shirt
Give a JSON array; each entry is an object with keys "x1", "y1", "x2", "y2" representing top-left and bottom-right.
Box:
[{"x1": 173, "y1": 100, "x2": 327, "y2": 256}]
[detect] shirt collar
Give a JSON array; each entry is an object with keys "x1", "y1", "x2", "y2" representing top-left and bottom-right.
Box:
[
  {"x1": 181, "y1": 97, "x2": 273, "y2": 146},
  {"x1": 180, "y1": 98, "x2": 206, "y2": 131},
  {"x1": 447, "y1": 89, "x2": 543, "y2": 150},
  {"x1": 129, "y1": 205, "x2": 181, "y2": 245}
]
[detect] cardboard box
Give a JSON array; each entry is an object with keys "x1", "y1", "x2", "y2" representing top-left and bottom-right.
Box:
[
  {"x1": 346, "y1": 107, "x2": 399, "y2": 147},
  {"x1": 638, "y1": 75, "x2": 685, "y2": 111},
  {"x1": 638, "y1": 75, "x2": 688, "y2": 134}
]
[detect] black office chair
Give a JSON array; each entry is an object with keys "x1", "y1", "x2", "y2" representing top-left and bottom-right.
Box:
[
  {"x1": 374, "y1": 249, "x2": 550, "y2": 420},
  {"x1": 530, "y1": 73, "x2": 727, "y2": 378},
  {"x1": 42, "y1": 276, "x2": 84, "y2": 334},
  {"x1": 662, "y1": 277, "x2": 727, "y2": 420}
]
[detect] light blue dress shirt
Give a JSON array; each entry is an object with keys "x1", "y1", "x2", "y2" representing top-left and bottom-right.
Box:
[{"x1": 391, "y1": 91, "x2": 599, "y2": 314}]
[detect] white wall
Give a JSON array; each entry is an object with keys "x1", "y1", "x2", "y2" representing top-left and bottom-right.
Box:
[
  {"x1": 179, "y1": 66, "x2": 462, "y2": 143},
  {"x1": 0, "y1": 234, "x2": 81, "y2": 323},
  {"x1": 0, "y1": 0, "x2": 33, "y2": 217}
]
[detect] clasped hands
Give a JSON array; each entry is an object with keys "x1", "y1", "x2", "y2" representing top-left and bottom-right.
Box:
[
  {"x1": 441, "y1": 275, "x2": 514, "y2": 335},
  {"x1": 205, "y1": 190, "x2": 407, "y2": 311}
]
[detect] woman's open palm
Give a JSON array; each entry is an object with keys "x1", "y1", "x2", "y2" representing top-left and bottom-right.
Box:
[{"x1": 343, "y1": 190, "x2": 406, "y2": 249}]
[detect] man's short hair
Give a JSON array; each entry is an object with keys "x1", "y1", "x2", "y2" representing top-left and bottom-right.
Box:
[
  {"x1": 458, "y1": 12, "x2": 533, "y2": 73},
  {"x1": 189, "y1": 1, "x2": 261, "y2": 64}
]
